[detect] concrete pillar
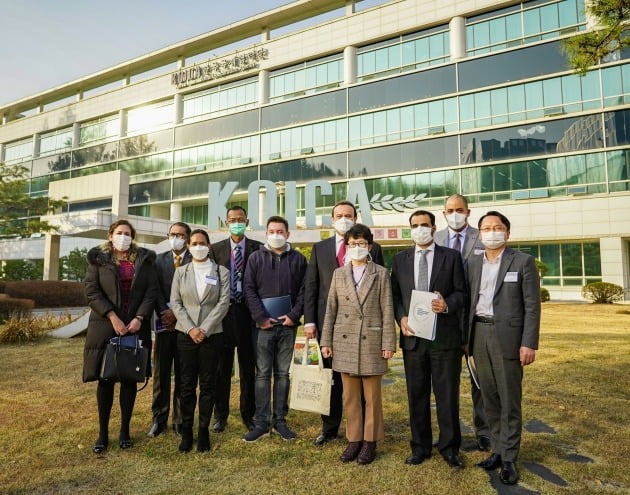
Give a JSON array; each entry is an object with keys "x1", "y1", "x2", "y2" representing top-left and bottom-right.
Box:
[
  {"x1": 261, "y1": 27, "x2": 270, "y2": 42},
  {"x1": 449, "y1": 16, "x2": 466, "y2": 61},
  {"x1": 76, "y1": 89, "x2": 83, "y2": 102},
  {"x1": 177, "y1": 56, "x2": 186, "y2": 69},
  {"x1": 72, "y1": 123, "x2": 81, "y2": 148},
  {"x1": 345, "y1": 0, "x2": 356, "y2": 15},
  {"x1": 43, "y1": 233, "x2": 60, "y2": 281},
  {"x1": 112, "y1": 170, "x2": 129, "y2": 217},
  {"x1": 174, "y1": 93, "x2": 183, "y2": 125},
  {"x1": 0, "y1": 143, "x2": 4, "y2": 163},
  {"x1": 32, "y1": 133, "x2": 41, "y2": 158},
  {"x1": 122, "y1": 74, "x2": 131, "y2": 86},
  {"x1": 170, "y1": 202, "x2": 183, "y2": 221},
  {"x1": 600, "y1": 237, "x2": 630, "y2": 300},
  {"x1": 118, "y1": 109, "x2": 127, "y2": 137},
  {"x1": 37, "y1": 103, "x2": 44, "y2": 114},
  {"x1": 258, "y1": 69, "x2": 270, "y2": 105},
  {"x1": 344, "y1": 46, "x2": 357, "y2": 86}
]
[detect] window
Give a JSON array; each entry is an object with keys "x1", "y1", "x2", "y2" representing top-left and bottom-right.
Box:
[
  {"x1": 127, "y1": 100, "x2": 173, "y2": 134},
  {"x1": 80, "y1": 115, "x2": 119, "y2": 145},
  {"x1": 4, "y1": 138, "x2": 32, "y2": 163},
  {"x1": 183, "y1": 78, "x2": 258, "y2": 121},
  {"x1": 39, "y1": 127, "x2": 73, "y2": 156},
  {"x1": 270, "y1": 55, "x2": 342, "y2": 102}
]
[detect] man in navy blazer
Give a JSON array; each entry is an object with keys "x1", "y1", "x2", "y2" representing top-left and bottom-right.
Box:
[
  {"x1": 391, "y1": 210, "x2": 467, "y2": 468},
  {"x1": 303, "y1": 200, "x2": 384, "y2": 446},
  {"x1": 467, "y1": 211, "x2": 540, "y2": 486},
  {"x1": 210, "y1": 206, "x2": 262, "y2": 433}
]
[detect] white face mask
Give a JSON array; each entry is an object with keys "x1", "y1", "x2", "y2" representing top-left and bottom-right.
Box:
[
  {"x1": 446, "y1": 212, "x2": 467, "y2": 230},
  {"x1": 411, "y1": 226, "x2": 433, "y2": 246},
  {"x1": 189, "y1": 245, "x2": 209, "y2": 260},
  {"x1": 168, "y1": 236, "x2": 186, "y2": 252},
  {"x1": 481, "y1": 231, "x2": 507, "y2": 250},
  {"x1": 112, "y1": 234, "x2": 132, "y2": 252},
  {"x1": 267, "y1": 234, "x2": 287, "y2": 249},
  {"x1": 333, "y1": 217, "x2": 354, "y2": 235},
  {"x1": 347, "y1": 246, "x2": 369, "y2": 261}
]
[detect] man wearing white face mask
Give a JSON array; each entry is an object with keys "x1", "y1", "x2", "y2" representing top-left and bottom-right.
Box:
[
  {"x1": 304, "y1": 200, "x2": 384, "y2": 446},
  {"x1": 391, "y1": 210, "x2": 467, "y2": 469},
  {"x1": 148, "y1": 222, "x2": 192, "y2": 439},
  {"x1": 467, "y1": 211, "x2": 540, "y2": 486},
  {"x1": 243, "y1": 216, "x2": 307, "y2": 442},
  {"x1": 434, "y1": 194, "x2": 490, "y2": 452}
]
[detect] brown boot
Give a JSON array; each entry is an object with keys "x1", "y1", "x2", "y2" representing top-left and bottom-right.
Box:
[
  {"x1": 357, "y1": 441, "x2": 376, "y2": 465},
  {"x1": 340, "y1": 441, "x2": 362, "y2": 462}
]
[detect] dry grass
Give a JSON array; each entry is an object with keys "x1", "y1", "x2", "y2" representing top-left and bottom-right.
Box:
[{"x1": 0, "y1": 303, "x2": 628, "y2": 494}]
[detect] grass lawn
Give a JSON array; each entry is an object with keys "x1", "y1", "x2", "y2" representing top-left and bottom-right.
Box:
[{"x1": 0, "y1": 303, "x2": 628, "y2": 495}]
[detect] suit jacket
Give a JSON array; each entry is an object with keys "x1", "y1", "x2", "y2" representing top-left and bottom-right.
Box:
[
  {"x1": 170, "y1": 261, "x2": 230, "y2": 337},
  {"x1": 434, "y1": 225, "x2": 484, "y2": 263},
  {"x1": 391, "y1": 243, "x2": 466, "y2": 351},
  {"x1": 466, "y1": 247, "x2": 541, "y2": 359},
  {"x1": 155, "y1": 250, "x2": 193, "y2": 314},
  {"x1": 304, "y1": 236, "x2": 384, "y2": 330},
  {"x1": 320, "y1": 262, "x2": 396, "y2": 376},
  {"x1": 209, "y1": 236, "x2": 262, "y2": 285}
]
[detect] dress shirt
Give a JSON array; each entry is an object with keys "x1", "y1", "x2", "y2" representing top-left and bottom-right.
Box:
[
  {"x1": 475, "y1": 250, "x2": 504, "y2": 317},
  {"x1": 448, "y1": 225, "x2": 469, "y2": 253},
  {"x1": 229, "y1": 237, "x2": 246, "y2": 254},
  {"x1": 413, "y1": 243, "x2": 435, "y2": 291},
  {"x1": 172, "y1": 249, "x2": 188, "y2": 265}
]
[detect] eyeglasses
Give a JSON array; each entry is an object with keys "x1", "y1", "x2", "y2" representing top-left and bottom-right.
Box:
[
  {"x1": 348, "y1": 241, "x2": 369, "y2": 248},
  {"x1": 479, "y1": 226, "x2": 507, "y2": 233},
  {"x1": 168, "y1": 234, "x2": 187, "y2": 240}
]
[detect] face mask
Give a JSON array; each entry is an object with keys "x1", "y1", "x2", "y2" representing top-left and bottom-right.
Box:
[
  {"x1": 229, "y1": 222, "x2": 247, "y2": 236},
  {"x1": 189, "y1": 245, "x2": 209, "y2": 260},
  {"x1": 446, "y1": 212, "x2": 467, "y2": 230},
  {"x1": 411, "y1": 226, "x2": 433, "y2": 246},
  {"x1": 347, "y1": 246, "x2": 369, "y2": 261},
  {"x1": 267, "y1": 234, "x2": 287, "y2": 249},
  {"x1": 481, "y1": 232, "x2": 507, "y2": 250},
  {"x1": 112, "y1": 234, "x2": 131, "y2": 252},
  {"x1": 333, "y1": 217, "x2": 354, "y2": 235},
  {"x1": 168, "y1": 236, "x2": 186, "y2": 251}
]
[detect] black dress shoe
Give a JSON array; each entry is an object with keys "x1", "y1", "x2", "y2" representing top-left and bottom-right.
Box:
[
  {"x1": 405, "y1": 453, "x2": 429, "y2": 465},
  {"x1": 197, "y1": 428, "x2": 211, "y2": 453},
  {"x1": 179, "y1": 427, "x2": 194, "y2": 453},
  {"x1": 147, "y1": 422, "x2": 166, "y2": 437},
  {"x1": 92, "y1": 439, "x2": 108, "y2": 454},
  {"x1": 173, "y1": 424, "x2": 183, "y2": 436},
  {"x1": 314, "y1": 433, "x2": 337, "y2": 446},
  {"x1": 477, "y1": 453, "x2": 502, "y2": 470},
  {"x1": 477, "y1": 435, "x2": 491, "y2": 452},
  {"x1": 119, "y1": 438, "x2": 133, "y2": 449},
  {"x1": 212, "y1": 420, "x2": 227, "y2": 433},
  {"x1": 442, "y1": 453, "x2": 464, "y2": 468},
  {"x1": 500, "y1": 461, "x2": 519, "y2": 485}
]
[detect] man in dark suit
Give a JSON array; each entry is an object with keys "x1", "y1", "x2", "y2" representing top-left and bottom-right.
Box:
[
  {"x1": 210, "y1": 206, "x2": 262, "y2": 433},
  {"x1": 304, "y1": 200, "x2": 384, "y2": 446},
  {"x1": 467, "y1": 211, "x2": 540, "y2": 486},
  {"x1": 148, "y1": 221, "x2": 192, "y2": 438},
  {"x1": 434, "y1": 194, "x2": 490, "y2": 452},
  {"x1": 391, "y1": 210, "x2": 467, "y2": 468}
]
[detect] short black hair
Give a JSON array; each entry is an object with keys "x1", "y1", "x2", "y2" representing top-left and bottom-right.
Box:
[
  {"x1": 408, "y1": 209, "x2": 435, "y2": 227},
  {"x1": 169, "y1": 221, "x2": 191, "y2": 237},
  {"x1": 478, "y1": 211, "x2": 511, "y2": 231},
  {"x1": 331, "y1": 200, "x2": 357, "y2": 218},
  {"x1": 266, "y1": 215, "x2": 289, "y2": 231},
  {"x1": 189, "y1": 228, "x2": 210, "y2": 244},
  {"x1": 226, "y1": 205, "x2": 247, "y2": 217},
  {"x1": 344, "y1": 223, "x2": 373, "y2": 245}
]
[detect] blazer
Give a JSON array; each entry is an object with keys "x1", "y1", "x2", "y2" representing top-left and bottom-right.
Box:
[
  {"x1": 434, "y1": 225, "x2": 484, "y2": 263},
  {"x1": 210, "y1": 236, "x2": 262, "y2": 281},
  {"x1": 155, "y1": 249, "x2": 192, "y2": 314},
  {"x1": 466, "y1": 247, "x2": 541, "y2": 359},
  {"x1": 170, "y1": 261, "x2": 230, "y2": 337},
  {"x1": 304, "y1": 236, "x2": 384, "y2": 330},
  {"x1": 391, "y1": 243, "x2": 467, "y2": 351},
  {"x1": 320, "y1": 262, "x2": 396, "y2": 376}
]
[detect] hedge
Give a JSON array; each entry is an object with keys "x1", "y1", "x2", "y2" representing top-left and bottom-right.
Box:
[
  {"x1": 0, "y1": 296, "x2": 35, "y2": 323},
  {"x1": 4, "y1": 280, "x2": 87, "y2": 308}
]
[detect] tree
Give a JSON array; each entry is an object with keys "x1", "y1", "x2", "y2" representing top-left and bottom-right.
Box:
[
  {"x1": 563, "y1": 0, "x2": 630, "y2": 75},
  {"x1": 0, "y1": 163, "x2": 66, "y2": 236},
  {"x1": 0, "y1": 259, "x2": 44, "y2": 280},
  {"x1": 60, "y1": 247, "x2": 88, "y2": 281}
]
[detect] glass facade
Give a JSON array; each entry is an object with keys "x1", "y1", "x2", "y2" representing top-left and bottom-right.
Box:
[{"x1": 270, "y1": 55, "x2": 343, "y2": 102}]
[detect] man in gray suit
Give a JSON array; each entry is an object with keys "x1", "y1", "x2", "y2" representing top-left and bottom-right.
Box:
[
  {"x1": 467, "y1": 211, "x2": 540, "y2": 486},
  {"x1": 434, "y1": 194, "x2": 490, "y2": 451}
]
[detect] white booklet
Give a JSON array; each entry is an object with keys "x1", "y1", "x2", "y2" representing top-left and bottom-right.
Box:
[{"x1": 407, "y1": 290, "x2": 438, "y2": 341}]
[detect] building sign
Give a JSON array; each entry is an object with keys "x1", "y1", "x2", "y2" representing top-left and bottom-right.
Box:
[
  {"x1": 171, "y1": 48, "x2": 269, "y2": 89},
  {"x1": 208, "y1": 179, "x2": 427, "y2": 230}
]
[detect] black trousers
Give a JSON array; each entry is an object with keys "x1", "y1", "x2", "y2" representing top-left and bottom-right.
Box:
[
  {"x1": 213, "y1": 302, "x2": 256, "y2": 426},
  {"x1": 321, "y1": 358, "x2": 344, "y2": 436},
  {"x1": 151, "y1": 330, "x2": 181, "y2": 425},
  {"x1": 178, "y1": 332, "x2": 224, "y2": 430}
]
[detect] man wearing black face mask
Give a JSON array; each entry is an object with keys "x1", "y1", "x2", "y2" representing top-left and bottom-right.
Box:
[{"x1": 147, "y1": 222, "x2": 192, "y2": 438}]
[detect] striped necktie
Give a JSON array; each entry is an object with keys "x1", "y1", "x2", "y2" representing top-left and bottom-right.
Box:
[{"x1": 232, "y1": 245, "x2": 243, "y2": 301}]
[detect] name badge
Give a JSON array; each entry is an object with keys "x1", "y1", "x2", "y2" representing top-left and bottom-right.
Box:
[
  {"x1": 236, "y1": 280, "x2": 242, "y2": 293},
  {"x1": 205, "y1": 275, "x2": 218, "y2": 285},
  {"x1": 474, "y1": 249, "x2": 485, "y2": 255},
  {"x1": 504, "y1": 272, "x2": 518, "y2": 282}
]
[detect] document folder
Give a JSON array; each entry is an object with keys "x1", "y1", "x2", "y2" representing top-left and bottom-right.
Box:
[{"x1": 261, "y1": 295, "x2": 292, "y2": 319}]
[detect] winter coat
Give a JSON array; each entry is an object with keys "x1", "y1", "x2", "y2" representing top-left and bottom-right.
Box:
[{"x1": 82, "y1": 243, "x2": 158, "y2": 382}]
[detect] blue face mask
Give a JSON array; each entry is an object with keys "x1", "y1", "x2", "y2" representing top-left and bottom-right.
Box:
[{"x1": 229, "y1": 222, "x2": 247, "y2": 236}]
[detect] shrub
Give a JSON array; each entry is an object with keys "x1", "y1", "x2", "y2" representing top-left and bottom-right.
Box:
[
  {"x1": 0, "y1": 316, "x2": 50, "y2": 344},
  {"x1": 5, "y1": 280, "x2": 87, "y2": 307},
  {"x1": 540, "y1": 287, "x2": 550, "y2": 302},
  {"x1": 0, "y1": 280, "x2": 8, "y2": 293},
  {"x1": 582, "y1": 282, "x2": 624, "y2": 304},
  {"x1": 0, "y1": 297, "x2": 35, "y2": 323}
]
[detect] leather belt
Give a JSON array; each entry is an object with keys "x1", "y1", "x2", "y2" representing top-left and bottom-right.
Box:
[{"x1": 474, "y1": 315, "x2": 494, "y2": 324}]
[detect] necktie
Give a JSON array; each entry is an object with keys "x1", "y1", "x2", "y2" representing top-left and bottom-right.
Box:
[
  {"x1": 174, "y1": 255, "x2": 182, "y2": 268},
  {"x1": 232, "y1": 245, "x2": 243, "y2": 301},
  {"x1": 452, "y1": 233, "x2": 461, "y2": 253},
  {"x1": 336, "y1": 241, "x2": 346, "y2": 267},
  {"x1": 417, "y1": 250, "x2": 428, "y2": 292}
]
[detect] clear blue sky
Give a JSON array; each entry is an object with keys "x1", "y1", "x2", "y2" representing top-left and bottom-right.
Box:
[{"x1": 0, "y1": 0, "x2": 294, "y2": 105}]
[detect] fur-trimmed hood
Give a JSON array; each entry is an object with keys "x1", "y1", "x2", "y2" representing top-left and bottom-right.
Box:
[{"x1": 87, "y1": 242, "x2": 156, "y2": 266}]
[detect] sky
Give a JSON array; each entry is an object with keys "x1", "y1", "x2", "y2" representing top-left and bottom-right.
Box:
[{"x1": 0, "y1": 0, "x2": 295, "y2": 106}]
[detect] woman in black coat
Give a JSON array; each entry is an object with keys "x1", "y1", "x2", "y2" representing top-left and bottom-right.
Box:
[{"x1": 83, "y1": 219, "x2": 158, "y2": 453}]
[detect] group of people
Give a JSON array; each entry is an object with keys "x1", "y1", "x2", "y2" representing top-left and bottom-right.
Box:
[{"x1": 82, "y1": 194, "x2": 540, "y2": 486}]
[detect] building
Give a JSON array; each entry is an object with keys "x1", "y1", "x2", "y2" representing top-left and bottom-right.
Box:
[{"x1": 0, "y1": 0, "x2": 628, "y2": 299}]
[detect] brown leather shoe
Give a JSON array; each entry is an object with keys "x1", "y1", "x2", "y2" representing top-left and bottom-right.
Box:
[
  {"x1": 340, "y1": 441, "x2": 362, "y2": 462},
  {"x1": 357, "y1": 441, "x2": 376, "y2": 465}
]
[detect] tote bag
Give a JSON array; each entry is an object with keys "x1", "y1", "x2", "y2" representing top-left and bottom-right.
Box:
[{"x1": 289, "y1": 338, "x2": 332, "y2": 415}]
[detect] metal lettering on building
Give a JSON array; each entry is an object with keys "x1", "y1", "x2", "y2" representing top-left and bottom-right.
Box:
[{"x1": 171, "y1": 48, "x2": 269, "y2": 88}]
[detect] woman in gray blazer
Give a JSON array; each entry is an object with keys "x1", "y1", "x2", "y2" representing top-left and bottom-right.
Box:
[
  {"x1": 320, "y1": 224, "x2": 396, "y2": 465},
  {"x1": 170, "y1": 229, "x2": 230, "y2": 453}
]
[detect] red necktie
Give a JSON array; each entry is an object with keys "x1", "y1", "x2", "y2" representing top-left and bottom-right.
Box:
[{"x1": 337, "y1": 242, "x2": 346, "y2": 267}]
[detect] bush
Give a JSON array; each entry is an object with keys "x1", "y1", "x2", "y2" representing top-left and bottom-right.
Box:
[
  {"x1": 0, "y1": 296, "x2": 35, "y2": 323},
  {"x1": 582, "y1": 282, "x2": 624, "y2": 304},
  {"x1": 540, "y1": 287, "x2": 550, "y2": 302},
  {"x1": 0, "y1": 316, "x2": 50, "y2": 344},
  {"x1": 0, "y1": 280, "x2": 8, "y2": 293},
  {"x1": 4, "y1": 280, "x2": 87, "y2": 308}
]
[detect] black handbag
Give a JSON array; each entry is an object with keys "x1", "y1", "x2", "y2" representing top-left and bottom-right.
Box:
[{"x1": 100, "y1": 335, "x2": 149, "y2": 390}]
